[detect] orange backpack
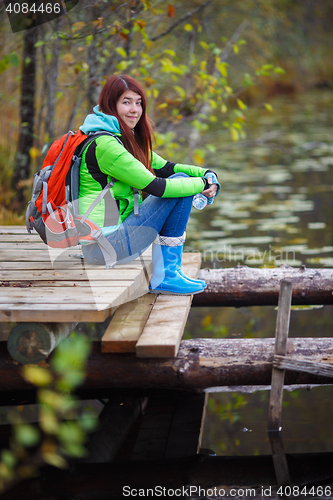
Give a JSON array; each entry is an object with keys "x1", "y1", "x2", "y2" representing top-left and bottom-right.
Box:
[{"x1": 26, "y1": 130, "x2": 120, "y2": 268}]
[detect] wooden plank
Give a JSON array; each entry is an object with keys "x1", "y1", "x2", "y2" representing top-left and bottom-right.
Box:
[
  {"x1": 0, "y1": 226, "x2": 32, "y2": 233},
  {"x1": 268, "y1": 280, "x2": 293, "y2": 431},
  {"x1": 136, "y1": 253, "x2": 202, "y2": 358},
  {"x1": 101, "y1": 294, "x2": 157, "y2": 353},
  {"x1": 0, "y1": 287, "x2": 128, "y2": 303},
  {"x1": 273, "y1": 355, "x2": 333, "y2": 378},
  {"x1": 130, "y1": 393, "x2": 207, "y2": 461},
  {"x1": 0, "y1": 269, "x2": 146, "y2": 281},
  {"x1": 164, "y1": 393, "x2": 207, "y2": 458},
  {"x1": 0, "y1": 303, "x2": 113, "y2": 322},
  {"x1": 136, "y1": 294, "x2": 192, "y2": 358},
  {"x1": 0, "y1": 259, "x2": 151, "y2": 271},
  {"x1": 268, "y1": 432, "x2": 291, "y2": 486}
]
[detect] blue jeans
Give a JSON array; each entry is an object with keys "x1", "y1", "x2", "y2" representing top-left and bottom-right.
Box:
[{"x1": 82, "y1": 173, "x2": 194, "y2": 265}]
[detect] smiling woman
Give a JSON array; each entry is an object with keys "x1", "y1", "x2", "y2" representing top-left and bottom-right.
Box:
[
  {"x1": 116, "y1": 90, "x2": 143, "y2": 129},
  {"x1": 77, "y1": 74, "x2": 221, "y2": 295}
]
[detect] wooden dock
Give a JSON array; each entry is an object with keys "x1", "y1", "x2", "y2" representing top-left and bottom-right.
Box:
[{"x1": 0, "y1": 226, "x2": 202, "y2": 362}]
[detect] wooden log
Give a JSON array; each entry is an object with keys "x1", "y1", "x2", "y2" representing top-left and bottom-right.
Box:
[
  {"x1": 2, "y1": 453, "x2": 333, "y2": 500},
  {"x1": 193, "y1": 265, "x2": 333, "y2": 306},
  {"x1": 1, "y1": 339, "x2": 333, "y2": 395},
  {"x1": 7, "y1": 322, "x2": 77, "y2": 364},
  {"x1": 268, "y1": 280, "x2": 293, "y2": 431}
]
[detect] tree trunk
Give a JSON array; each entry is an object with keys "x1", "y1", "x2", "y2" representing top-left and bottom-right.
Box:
[
  {"x1": 193, "y1": 265, "x2": 333, "y2": 307},
  {"x1": 12, "y1": 27, "x2": 38, "y2": 206},
  {"x1": 42, "y1": 21, "x2": 61, "y2": 142}
]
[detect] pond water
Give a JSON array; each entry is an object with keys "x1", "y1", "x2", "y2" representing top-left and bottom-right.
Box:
[{"x1": 185, "y1": 89, "x2": 333, "y2": 457}]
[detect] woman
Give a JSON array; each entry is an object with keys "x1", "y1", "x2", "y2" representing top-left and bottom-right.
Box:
[{"x1": 78, "y1": 74, "x2": 220, "y2": 295}]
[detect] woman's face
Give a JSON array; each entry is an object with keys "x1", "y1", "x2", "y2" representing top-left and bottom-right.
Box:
[{"x1": 116, "y1": 90, "x2": 143, "y2": 129}]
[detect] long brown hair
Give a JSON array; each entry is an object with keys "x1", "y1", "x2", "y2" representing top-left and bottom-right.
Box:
[{"x1": 99, "y1": 75, "x2": 154, "y2": 173}]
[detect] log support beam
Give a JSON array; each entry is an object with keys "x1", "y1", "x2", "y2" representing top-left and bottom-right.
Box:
[
  {"x1": 0, "y1": 338, "x2": 333, "y2": 397},
  {"x1": 193, "y1": 265, "x2": 333, "y2": 307}
]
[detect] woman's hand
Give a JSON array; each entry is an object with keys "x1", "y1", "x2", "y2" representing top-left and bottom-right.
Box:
[{"x1": 202, "y1": 176, "x2": 218, "y2": 197}]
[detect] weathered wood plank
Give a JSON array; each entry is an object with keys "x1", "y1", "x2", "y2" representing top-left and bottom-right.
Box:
[
  {"x1": 135, "y1": 253, "x2": 202, "y2": 358},
  {"x1": 0, "y1": 269, "x2": 146, "y2": 281},
  {"x1": 0, "y1": 303, "x2": 112, "y2": 323},
  {"x1": 101, "y1": 294, "x2": 157, "y2": 353},
  {"x1": 268, "y1": 281, "x2": 293, "y2": 431},
  {"x1": 0, "y1": 287, "x2": 128, "y2": 303},
  {"x1": 136, "y1": 294, "x2": 193, "y2": 358},
  {"x1": 268, "y1": 432, "x2": 291, "y2": 487},
  {"x1": 273, "y1": 354, "x2": 333, "y2": 378}
]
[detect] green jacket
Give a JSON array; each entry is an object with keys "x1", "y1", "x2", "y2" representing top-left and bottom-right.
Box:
[{"x1": 79, "y1": 134, "x2": 209, "y2": 226}]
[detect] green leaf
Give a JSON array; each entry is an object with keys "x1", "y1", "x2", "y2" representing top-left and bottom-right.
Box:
[
  {"x1": 15, "y1": 424, "x2": 40, "y2": 447},
  {"x1": 34, "y1": 41, "x2": 44, "y2": 47},
  {"x1": 10, "y1": 52, "x2": 19, "y2": 67},
  {"x1": 115, "y1": 47, "x2": 127, "y2": 59},
  {"x1": 1, "y1": 450, "x2": 17, "y2": 468},
  {"x1": 0, "y1": 57, "x2": 9, "y2": 74},
  {"x1": 274, "y1": 66, "x2": 286, "y2": 74}
]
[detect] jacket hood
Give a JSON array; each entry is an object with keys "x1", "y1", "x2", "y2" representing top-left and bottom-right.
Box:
[{"x1": 79, "y1": 105, "x2": 121, "y2": 135}]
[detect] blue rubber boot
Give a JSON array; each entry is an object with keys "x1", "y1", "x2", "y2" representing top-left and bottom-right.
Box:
[
  {"x1": 173, "y1": 242, "x2": 207, "y2": 289},
  {"x1": 149, "y1": 244, "x2": 205, "y2": 295}
]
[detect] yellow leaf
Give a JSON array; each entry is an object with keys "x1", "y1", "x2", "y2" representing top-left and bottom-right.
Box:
[
  {"x1": 43, "y1": 453, "x2": 67, "y2": 469},
  {"x1": 72, "y1": 22, "x2": 86, "y2": 32},
  {"x1": 236, "y1": 99, "x2": 247, "y2": 110},
  {"x1": 23, "y1": 366, "x2": 53, "y2": 387},
  {"x1": 193, "y1": 153, "x2": 204, "y2": 166},
  {"x1": 200, "y1": 60, "x2": 207, "y2": 71},
  {"x1": 221, "y1": 103, "x2": 227, "y2": 113},
  {"x1": 202, "y1": 314, "x2": 212, "y2": 328},
  {"x1": 230, "y1": 128, "x2": 239, "y2": 142},
  {"x1": 62, "y1": 53, "x2": 74, "y2": 64},
  {"x1": 29, "y1": 146, "x2": 40, "y2": 159},
  {"x1": 264, "y1": 103, "x2": 273, "y2": 112},
  {"x1": 115, "y1": 47, "x2": 127, "y2": 59},
  {"x1": 184, "y1": 24, "x2": 193, "y2": 31},
  {"x1": 158, "y1": 103, "x2": 168, "y2": 109},
  {"x1": 233, "y1": 44, "x2": 239, "y2": 54}
]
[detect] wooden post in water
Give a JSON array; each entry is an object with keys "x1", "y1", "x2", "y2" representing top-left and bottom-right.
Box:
[
  {"x1": 7, "y1": 322, "x2": 77, "y2": 364},
  {"x1": 268, "y1": 280, "x2": 292, "y2": 486},
  {"x1": 268, "y1": 280, "x2": 293, "y2": 431}
]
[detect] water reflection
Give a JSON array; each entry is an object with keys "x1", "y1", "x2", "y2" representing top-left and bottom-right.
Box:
[{"x1": 185, "y1": 89, "x2": 333, "y2": 458}]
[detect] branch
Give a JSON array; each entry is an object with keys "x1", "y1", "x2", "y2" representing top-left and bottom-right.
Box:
[
  {"x1": 150, "y1": 0, "x2": 214, "y2": 42},
  {"x1": 221, "y1": 19, "x2": 249, "y2": 61}
]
